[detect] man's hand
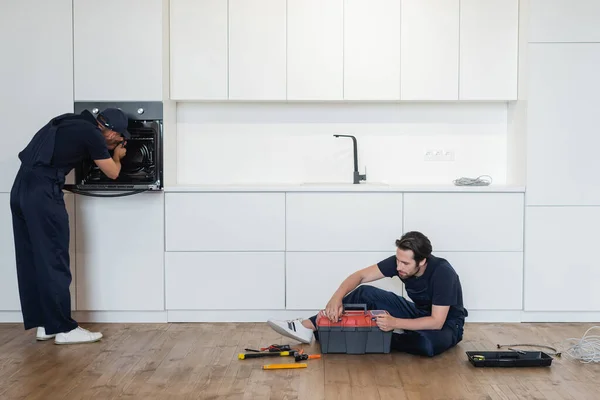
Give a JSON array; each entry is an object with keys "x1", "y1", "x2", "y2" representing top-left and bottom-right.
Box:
[
  {"x1": 113, "y1": 142, "x2": 127, "y2": 160},
  {"x1": 323, "y1": 297, "x2": 344, "y2": 322},
  {"x1": 375, "y1": 314, "x2": 398, "y2": 332}
]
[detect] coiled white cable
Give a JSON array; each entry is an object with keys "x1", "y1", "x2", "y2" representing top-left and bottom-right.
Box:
[
  {"x1": 452, "y1": 175, "x2": 492, "y2": 186},
  {"x1": 561, "y1": 326, "x2": 600, "y2": 363}
]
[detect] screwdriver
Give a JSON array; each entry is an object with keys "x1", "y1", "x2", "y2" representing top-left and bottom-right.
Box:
[{"x1": 238, "y1": 351, "x2": 292, "y2": 360}]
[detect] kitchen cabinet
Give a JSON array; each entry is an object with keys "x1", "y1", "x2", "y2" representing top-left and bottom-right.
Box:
[
  {"x1": 73, "y1": 0, "x2": 163, "y2": 101},
  {"x1": 525, "y1": 207, "x2": 600, "y2": 311},
  {"x1": 287, "y1": 0, "x2": 343, "y2": 100},
  {"x1": 403, "y1": 193, "x2": 524, "y2": 252},
  {"x1": 165, "y1": 193, "x2": 285, "y2": 251},
  {"x1": 228, "y1": 0, "x2": 286, "y2": 100},
  {"x1": 165, "y1": 252, "x2": 285, "y2": 310},
  {"x1": 400, "y1": 0, "x2": 459, "y2": 100},
  {"x1": 0, "y1": 0, "x2": 73, "y2": 193},
  {"x1": 0, "y1": 194, "x2": 20, "y2": 311},
  {"x1": 436, "y1": 252, "x2": 523, "y2": 311},
  {"x1": 285, "y1": 193, "x2": 404, "y2": 252},
  {"x1": 530, "y1": 0, "x2": 600, "y2": 43},
  {"x1": 169, "y1": 0, "x2": 228, "y2": 100},
  {"x1": 75, "y1": 193, "x2": 164, "y2": 311},
  {"x1": 343, "y1": 0, "x2": 401, "y2": 100},
  {"x1": 459, "y1": 0, "x2": 519, "y2": 100},
  {"x1": 285, "y1": 252, "x2": 403, "y2": 310},
  {"x1": 0, "y1": 193, "x2": 77, "y2": 312},
  {"x1": 526, "y1": 44, "x2": 600, "y2": 206}
]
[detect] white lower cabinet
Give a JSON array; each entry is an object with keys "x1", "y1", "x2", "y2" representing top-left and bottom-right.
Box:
[
  {"x1": 285, "y1": 252, "x2": 403, "y2": 310},
  {"x1": 286, "y1": 193, "x2": 403, "y2": 251},
  {"x1": 75, "y1": 193, "x2": 164, "y2": 311},
  {"x1": 0, "y1": 193, "x2": 20, "y2": 311},
  {"x1": 0, "y1": 193, "x2": 76, "y2": 312},
  {"x1": 525, "y1": 206, "x2": 600, "y2": 312},
  {"x1": 436, "y1": 252, "x2": 523, "y2": 311},
  {"x1": 404, "y1": 193, "x2": 524, "y2": 252},
  {"x1": 165, "y1": 252, "x2": 285, "y2": 310}
]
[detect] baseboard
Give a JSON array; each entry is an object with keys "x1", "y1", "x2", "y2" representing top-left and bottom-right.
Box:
[
  {"x1": 71, "y1": 311, "x2": 168, "y2": 323},
  {"x1": 167, "y1": 310, "x2": 319, "y2": 322},
  {"x1": 521, "y1": 311, "x2": 600, "y2": 322},
  {"x1": 0, "y1": 311, "x2": 23, "y2": 323},
  {"x1": 464, "y1": 310, "x2": 522, "y2": 322}
]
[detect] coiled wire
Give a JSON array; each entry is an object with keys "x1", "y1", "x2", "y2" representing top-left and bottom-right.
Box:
[{"x1": 561, "y1": 326, "x2": 600, "y2": 363}]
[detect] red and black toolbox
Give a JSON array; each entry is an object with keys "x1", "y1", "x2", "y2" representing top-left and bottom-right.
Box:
[{"x1": 316, "y1": 304, "x2": 393, "y2": 354}]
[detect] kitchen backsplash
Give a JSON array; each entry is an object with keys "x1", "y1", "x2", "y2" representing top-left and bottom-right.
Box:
[{"x1": 175, "y1": 102, "x2": 509, "y2": 185}]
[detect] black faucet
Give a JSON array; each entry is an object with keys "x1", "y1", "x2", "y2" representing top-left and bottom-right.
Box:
[{"x1": 333, "y1": 134, "x2": 367, "y2": 184}]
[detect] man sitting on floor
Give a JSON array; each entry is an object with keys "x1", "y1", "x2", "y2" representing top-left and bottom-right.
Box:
[{"x1": 267, "y1": 231, "x2": 468, "y2": 357}]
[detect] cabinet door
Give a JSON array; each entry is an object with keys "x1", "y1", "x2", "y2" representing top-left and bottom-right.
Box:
[
  {"x1": 0, "y1": 194, "x2": 20, "y2": 311},
  {"x1": 526, "y1": 44, "x2": 600, "y2": 206},
  {"x1": 75, "y1": 193, "x2": 164, "y2": 311},
  {"x1": 403, "y1": 193, "x2": 524, "y2": 252},
  {"x1": 344, "y1": 0, "x2": 401, "y2": 100},
  {"x1": 400, "y1": 0, "x2": 459, "y2": 100},
  {"x1": 286, "y1": 193, "x2": 404, "y2": 251},
  {"x1": 286, "y1": 252, "x2": 402, "y2": 310},
  {"x1": 459, "y1": 0, "x2": 518, "y2": 100},
  {"x1": 0, "y1": 0, "x2": 73, "y2": 192},
  {"x1": 228, "y1": 0, "x2": 286, "y2": 100},
  {"x1": 170, "y1": 0, "x2": 228, "y2": 100},
  {"x1": 73, "y1": 0, "x2": 163, "y2": 101},
  {"x1": 165, "y1": 252, "x2": 285, "y2": 310},
  {"x1": 525, "y1": 207, "x2": 600, "y2": 311},
  {"x1": 287, "y1": 0, "x2": 343, "y2": 100},
  {"x1": 165, "y1": 193, "x2": 285, "y2": 251},
  {"x1": 530, "y1": 0, "x2": 600, "y2": 43},
  {"x1": 436, "y1": 252, "x2": 523, "y2": 311}
]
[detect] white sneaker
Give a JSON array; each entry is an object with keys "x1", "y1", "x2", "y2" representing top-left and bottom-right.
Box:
[
  {"x1": 36, "y1": 327, "x2": 56, "y2": 341},
  {"x1": 55, "y1": 327, "x2": 103, "y2": 345},
  {"x1": 267, "y1": 318, "x2": 314, "y2": 344}
]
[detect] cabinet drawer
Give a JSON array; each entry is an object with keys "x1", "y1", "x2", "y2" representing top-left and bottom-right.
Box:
[
  {"x1": 286, "y1": 193, "x2": 403, "y2": 251},
  {"x1": 285, "y1": 252, "x2": 403, "y2": 310},
  {"x1": 166, "y1": 252, "x2": 285, "y2": 309},
  {"x1": 165, "y1": 193, "x2": 285, "y2": 251},
  {"x1": 404, "y1": 193, "x2": 524, "y2": 251}
]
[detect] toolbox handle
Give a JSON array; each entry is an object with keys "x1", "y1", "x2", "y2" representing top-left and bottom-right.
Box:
[{"x1": 343, "y1": 304, "x2": 367, "y2": 312}]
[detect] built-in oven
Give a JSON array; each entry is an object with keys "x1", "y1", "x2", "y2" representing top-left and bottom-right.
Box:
[{"x1": 63, "y1": 101, "x2": 163, "y2": 197}]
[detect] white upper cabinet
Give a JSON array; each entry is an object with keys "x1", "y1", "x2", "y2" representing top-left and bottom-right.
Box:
[
  {"x1": 73, "y1": 0, "x2": 163, "y2": 101},
  {"x1": 400, "y1": 0, "x2": 459, "y2": 100},
  {"x1": 530, "y1": 0, "x2": 600, "y2": 43},
  {"x1": 287, "y1": 0, "x2": 343, "y2": 100},
  {"x1": 459, "y1": 0, "x2": 519, "y2": 100},
  {"x1": 344, "y1": 0, "x2": 401, "y2": 100},
  {"x1": 170, "y1": 0, "x2": 228, "y2": 100},
  {"x1": 228, "y1": 0, "x2": 286, "y2": 100}
]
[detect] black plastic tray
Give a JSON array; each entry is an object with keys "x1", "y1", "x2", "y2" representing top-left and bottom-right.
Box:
[{"x1": 466, "y1": 351, "x2": 553, "y2": 367}]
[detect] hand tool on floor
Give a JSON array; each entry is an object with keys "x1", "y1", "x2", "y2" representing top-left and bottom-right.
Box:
[
  {"x1": 294, "y1": 352, "x2": 321, "y2": 362},
  {"x1": 262, "y1": 363, "x2": 307, "y2": 370},
  {"x1": 238, "y1": 351, "x2": 293, "y2": 359}
]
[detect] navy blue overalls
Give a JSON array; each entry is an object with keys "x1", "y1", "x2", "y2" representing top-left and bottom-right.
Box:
[{"x1": 9, "y1": 113, "x2": 82, "y2": 335}]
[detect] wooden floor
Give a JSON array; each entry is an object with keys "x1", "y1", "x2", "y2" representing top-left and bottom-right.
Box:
[{"x1": 1, "y1": 322, "x2": 599, "y2": 399}]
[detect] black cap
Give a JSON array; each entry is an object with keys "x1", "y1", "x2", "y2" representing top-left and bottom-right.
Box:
[{"x1": 97, "y1": 108, "x2": 131, "y2": 139}]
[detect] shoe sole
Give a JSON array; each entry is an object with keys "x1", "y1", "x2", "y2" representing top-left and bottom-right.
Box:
[
  {"x1": 55, "y1": 336, "x2": 103, "y2": 345},
  {"x1": 36, "y1": 336, "x2": 56, "y2": 341},
  {"x1": 267, "y1": 321, "x2": 311, "y2": 344}
]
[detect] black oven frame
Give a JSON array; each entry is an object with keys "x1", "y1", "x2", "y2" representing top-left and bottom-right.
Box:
[{"x1": 63, "y1": 101, "x2": 164, "y2": 196}]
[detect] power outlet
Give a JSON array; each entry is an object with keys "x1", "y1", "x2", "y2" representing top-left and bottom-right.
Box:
[{"x1": 424, "y1": 149, "x2": 455, "y2": 162}]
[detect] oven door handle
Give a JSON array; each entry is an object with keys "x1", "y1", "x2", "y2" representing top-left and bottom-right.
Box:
[{"x1": 62, "y1": 186, "x2": 149, "y2": 197}]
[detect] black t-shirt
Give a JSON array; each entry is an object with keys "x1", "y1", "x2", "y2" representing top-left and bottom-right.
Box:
[
  {"x1": 377, "y1": 254, "x2": 468, "y2": 324},
  {"x1": 51, "y1": 110, "x2": 111, "y2": 173}
]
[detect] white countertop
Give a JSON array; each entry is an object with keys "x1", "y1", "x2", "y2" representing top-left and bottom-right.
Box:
[{"x1": 164, "y1": 183, "x2": 525, "y2": 193}]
